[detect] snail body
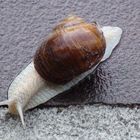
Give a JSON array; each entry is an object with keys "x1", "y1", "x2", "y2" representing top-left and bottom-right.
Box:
[{"x1": 0, "y1": 16, "x2": 122, "y2": 127}]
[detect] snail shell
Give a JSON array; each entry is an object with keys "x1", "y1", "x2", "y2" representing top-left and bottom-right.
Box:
[
  {"x1": 0, "y1": 16, "x2": 122, "y2": 127},
  {"x1": 34, "y1": 16, "x2": 106, "y2": 84}
]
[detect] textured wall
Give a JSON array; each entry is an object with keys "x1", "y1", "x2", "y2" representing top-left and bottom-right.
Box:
[{"x1": 0, "y1": 0, "x2": 140, "y2": 106}]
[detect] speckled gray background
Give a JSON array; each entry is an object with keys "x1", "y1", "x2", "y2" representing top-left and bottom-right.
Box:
[
  {"x1": 0, "y1": 0, "x2": 140, "y2": 105},
  {"x1": 0, "y1": 0, "x2": 140, "y2": 139}
]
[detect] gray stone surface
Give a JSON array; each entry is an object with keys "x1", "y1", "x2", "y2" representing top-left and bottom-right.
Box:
[
  {"x1": 0, "y1": 0, "x2": 140, "y2": 139},
  {"x1": 1, "y1": 105, "x2": 140, "y2": 140}
]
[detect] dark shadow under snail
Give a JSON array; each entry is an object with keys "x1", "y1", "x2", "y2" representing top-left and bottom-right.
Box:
[{"x1": 0, "y1": 15, "x2": 122, "y2": 127}]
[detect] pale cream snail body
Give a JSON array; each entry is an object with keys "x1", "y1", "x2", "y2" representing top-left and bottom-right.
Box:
[{"x1": 0, "y1": 16, "x2": 122, "y2": 127}]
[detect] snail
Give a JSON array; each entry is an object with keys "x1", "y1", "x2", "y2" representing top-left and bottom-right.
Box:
[{"x1": 0, "y1": 15, "x2": 122, "y2": 127}]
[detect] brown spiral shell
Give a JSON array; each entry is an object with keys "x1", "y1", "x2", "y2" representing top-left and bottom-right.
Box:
[{"x1": 34, "y1": 16, "x2": 106, "y2": 84}]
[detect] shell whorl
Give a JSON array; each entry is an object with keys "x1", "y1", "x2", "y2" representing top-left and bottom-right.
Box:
[{"x1": 34, "y1": 16, "x2": 106, "y2": 84}]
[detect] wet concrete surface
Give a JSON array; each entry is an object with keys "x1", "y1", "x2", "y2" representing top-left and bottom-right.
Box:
[{"x1": 0, "y1": 0, "x2": 140, "y2": 106}]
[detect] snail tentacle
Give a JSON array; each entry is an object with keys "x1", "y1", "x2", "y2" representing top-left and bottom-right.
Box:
[
  {"x1": 0, "y1": 99, "x2": 25, "y2": 127},
  {"x1": 16, "y1": 103, "x2": 25, "y2": 128}
]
